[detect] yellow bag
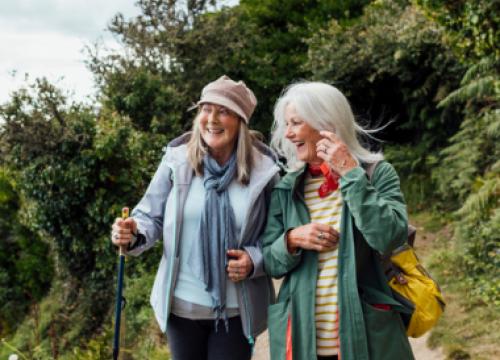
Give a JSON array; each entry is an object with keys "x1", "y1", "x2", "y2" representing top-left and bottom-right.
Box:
[
  {"x1": 388, "y1": 244, "x2": 446, "y2": 338},
  {"x1": 366, "y1": 161, "x2": 445, "y2": 337}
]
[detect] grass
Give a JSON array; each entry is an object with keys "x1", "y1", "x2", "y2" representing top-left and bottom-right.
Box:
[
  {"x1": 0, "y1": 270, "x2": 171, "y2": 360},
  {"x1": 411, "y1": 211, "x2": 500, "y2": 360}
]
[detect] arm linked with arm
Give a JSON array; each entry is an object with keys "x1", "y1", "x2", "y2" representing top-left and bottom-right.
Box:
[
  {"x1": 242, "y1": 172, "x2": 281, "y2": 279},
  {"x1": 262, "y1": 189, "x2": 302, "y2": 278}
]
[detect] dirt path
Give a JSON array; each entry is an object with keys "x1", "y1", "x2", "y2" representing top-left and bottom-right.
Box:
[
  {"x1": 253, "y1": 331, "x2": 445, "y2": 360},
  {"x1": 252, "y1": 291, "x2": 445, "y2": 360},
  {"x1": 252, "y1": 225, "x2": 445, "y2": 360}
]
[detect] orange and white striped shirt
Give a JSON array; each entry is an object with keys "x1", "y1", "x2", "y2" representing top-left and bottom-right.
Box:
[{"x1": 304, "y1": 172, "x2": 342, "y2": 356}]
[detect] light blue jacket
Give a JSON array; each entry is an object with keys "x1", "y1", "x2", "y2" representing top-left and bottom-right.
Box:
[{"x1": 128, "y1": 134, "x2": 280, "y2": 342}]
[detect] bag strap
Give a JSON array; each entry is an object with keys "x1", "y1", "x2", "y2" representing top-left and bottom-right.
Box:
[
  {"x1": 365, "y1": 160, "x2": 418, "y2": 281},
  {"x1": 365, "y1": 160, "x2": 417, "y2": 247}
]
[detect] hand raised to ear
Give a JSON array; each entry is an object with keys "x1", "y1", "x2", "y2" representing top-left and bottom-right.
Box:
[{"x1": 316, "y1": 131, "x2": 357, "y2": 176}]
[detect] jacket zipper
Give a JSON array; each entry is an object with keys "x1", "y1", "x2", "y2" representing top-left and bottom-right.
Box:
[
  {"x1": 239, "y1": 195, "x2": 258, "y2": 354},
  {"x1": 163, "y1": 166, "x2": 177, "y2": 332},
  {"x1": 241, "y1": 281, "x2": 255, "y2": 355}
]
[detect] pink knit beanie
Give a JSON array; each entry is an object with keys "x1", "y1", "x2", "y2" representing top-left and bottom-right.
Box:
[{"x1": 197, "y1": 75, "x2": 257, "y2": 124}]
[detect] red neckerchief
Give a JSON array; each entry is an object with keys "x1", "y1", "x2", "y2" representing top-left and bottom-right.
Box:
[{"x1": 308, "y1": 163, "x2": 340, "y2": 198}]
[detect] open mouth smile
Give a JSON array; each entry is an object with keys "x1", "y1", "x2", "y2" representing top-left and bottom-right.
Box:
[{"x1": 207, "y1": 129, "x2": 224, "y2": 134}]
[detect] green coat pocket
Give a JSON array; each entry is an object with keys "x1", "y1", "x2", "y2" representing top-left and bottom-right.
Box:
[
  {"x1": 268, "y1": 298, "x2": 290, "y2": 360},
  {"x1": 360, "y1": 300, "x2": 414, "y2": 360}
]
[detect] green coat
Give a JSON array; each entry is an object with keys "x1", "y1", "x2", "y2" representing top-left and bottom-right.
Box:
[{"x1": 262, "y1": 163, "x2": 415, "y2": 360}]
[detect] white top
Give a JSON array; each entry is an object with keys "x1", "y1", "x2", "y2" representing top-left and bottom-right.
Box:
[
  {"x1": 304, "y1": 172, "x2": 343, "y2": 356},
  {"x1": 173, "y1": 175, "x2": 249, "y2": 309}
]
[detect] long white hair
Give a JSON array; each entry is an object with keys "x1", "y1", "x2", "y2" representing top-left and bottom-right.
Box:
[{"x1": 271, "y1": 81, "x2": 384, "y2": 172}]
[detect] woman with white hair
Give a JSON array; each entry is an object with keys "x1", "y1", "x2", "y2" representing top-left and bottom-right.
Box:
[
  {"x1": 263, "y1": 82, "x2": 415, "y2": 360},
  {"x1": 111, "y1": 75, "x2": 280, "y2": 360}
]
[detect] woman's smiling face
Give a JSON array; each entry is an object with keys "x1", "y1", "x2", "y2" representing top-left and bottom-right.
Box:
[
  {"x1": 199, "y1": 103, "x2": 240, "y2": 160},
  {"x1": 284, "y1": 102, "x2": 323, "y2": 164}
]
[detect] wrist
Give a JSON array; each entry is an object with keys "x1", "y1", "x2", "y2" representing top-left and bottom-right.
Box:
[
  {"x1": 285, "y1": 229, "x2": 298, "y2": 255},
  {"x1": 339, "y1": 163, "x2": 357, "y2": 176}
]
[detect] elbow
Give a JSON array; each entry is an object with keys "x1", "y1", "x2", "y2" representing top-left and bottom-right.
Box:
[{"x1": 377, "y1": 228, "x2": 407, "y2": 254}]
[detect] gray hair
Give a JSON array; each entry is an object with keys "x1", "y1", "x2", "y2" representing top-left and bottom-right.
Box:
[
  {"x1": 187, "y1": 107, "x2": 263, "y2": 186},
  {"x1": 271, "y1": 81, "x2": 384, "y2": 172}
]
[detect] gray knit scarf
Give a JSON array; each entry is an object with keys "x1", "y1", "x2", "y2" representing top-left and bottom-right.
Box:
[{"x1": 188, "y1": 151, "x2": 238, "y2": 332}]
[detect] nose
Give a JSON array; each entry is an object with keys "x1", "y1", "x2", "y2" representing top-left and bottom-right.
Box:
[
  {"x1": 285, "y1": 125, "x2": 293, "y2": 139},
  {"x1": 208, "y1": 111, "x2": 218, "y2": 123}
]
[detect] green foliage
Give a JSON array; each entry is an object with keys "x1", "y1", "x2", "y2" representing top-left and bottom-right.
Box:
[
  {"x1": 237, "y1": 0, "x2": 371, "y2": 133},
  {"x1": 0, "y1": 167, "x2": 53, "y2": 336},
  {"x1": 305, "y1": 0, "x2": 465, "y2": 210},
  {"x1": 415, "y1": 0, "x2": 500, "y2": 307},
  {"x1": 414, "y1": 0, "x2": 500, "y2": 60},
  {"x1": 5, "y1": 0, "x2": 500, "y2": 355},
  {"x1": 89, "y1": 3, "x2": 263, "y2": 132},
  {"x1": 0, "y1": 78, "x2": 165, "y2": 347},
  {"x1": 71, "y1": 328, "x2": 114, "y2": 360},
  {"x1": 0, "y1": 0, "x2": 375, "y2": 355},
  {"x1": 456, "y1": 218, "x2": 500, "y2": 305},
  {"x1": 0, "y1": 271, "x2": 170, "y2": 360},
  {"x1": 384, "y1": 145, "x2": 438, "y2": 212},
  {"x1": 306, "y1": 0, "x2": 463, "y2": 144},
  {"x1": 88, "y1": 0, "x2": 371, "y2": 137},
  {"x1": 103, "y1": 70, "x2": 186, "y2": 135}
]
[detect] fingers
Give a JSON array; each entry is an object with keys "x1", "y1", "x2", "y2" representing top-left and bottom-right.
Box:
[
  {"x1": 226, "y1": 249, "x2": 244, "y2": 258},
  {"x1": 315, "y1": 223, "x2": 339, "y2": 234},
  {"x1": 227, "y1": 250, "x2": 254, "y2": 282},
  {"x1": 111, "y1": 217, "x2": 135, "y2": 246},
  {"x1": 227, "y1": 251, "x2": 252, "y2": 269},
  {"x1": 316, "y1": 150, "x2": 328, "y2": 162},
  {"x1": 229, "y1": 268, "x2": 244, "y2": 282},
  {"x1": 320, "y1": 130, "x2": 341, "y2": 143},
  {"x1": 111, "y1": 232, "x2": 132, "y2": 246},
  {"x1": 228, "y1": 265, "x2": 246, "y2": 282},
  {"x1": 291, "y1": 223, "x2": 339, "y2": 251},
  {"x1": 124, "y1": 217, "x2": 138, "y2": 234}
]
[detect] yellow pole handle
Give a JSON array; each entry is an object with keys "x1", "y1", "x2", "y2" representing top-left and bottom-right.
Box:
[{"x1": 120, "y1": 207, "x2": 129, "y2": 256}]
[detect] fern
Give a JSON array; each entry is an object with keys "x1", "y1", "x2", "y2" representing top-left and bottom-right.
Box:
[
  {"x1": 438, "y1": 75, "x2": 495, "y2": 108},
  {"x1": 456, "y1": 175, "x2": 500, "y2": 220},
  {"x1": 461, "y1": 56, "x2": 500, "y2": 85},
  {"x1": 486, "y1": 111, "x2": 500, "y2": 136}
]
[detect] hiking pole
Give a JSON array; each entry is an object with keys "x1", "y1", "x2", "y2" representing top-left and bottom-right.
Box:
[{"x1": 113, "y1": 207, "x2": 129, "y2": 360}]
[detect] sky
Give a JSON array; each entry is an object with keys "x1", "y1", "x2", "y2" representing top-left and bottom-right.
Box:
[{"x1": 0, "y1": 0, "x2": 238, "y2": 108}]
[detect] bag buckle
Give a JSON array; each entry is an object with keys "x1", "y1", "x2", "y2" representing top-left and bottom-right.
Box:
[
  {"x1": 394, "y1": 266, "x2": 409, "y2": 285},
  {"x1": 397, "y1": 274, "x2": 409, "y2": 285}
]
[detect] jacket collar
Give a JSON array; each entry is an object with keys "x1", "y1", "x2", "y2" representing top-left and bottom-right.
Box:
[
  {"x1": 164, "y1": 132, "x2": 279, "y2": 167},
  {"x1": 274, "y1": 165, "x2": 308, "y2": 201},
  {"x1": 162, "y1": 133, "x2": 280, "y2": 183}
]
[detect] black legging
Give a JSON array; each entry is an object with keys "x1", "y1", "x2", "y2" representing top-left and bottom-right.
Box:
[{"x1": 166, "y1": 314, "x2": 252, "y2": 360}]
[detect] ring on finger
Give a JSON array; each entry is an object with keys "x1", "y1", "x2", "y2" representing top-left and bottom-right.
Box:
[
  {"x1": 321, "y1": 145, "x2": 328, "y2": 153},
  {"x1": 234, "y1": 270, "x2": 238, "y2": 280},
  {"x1": 113, "y1": 233, "x2": 118, "y2": 240},
  {"x1": 317, "y1": 232, "x2": 325, "y2": 240}
]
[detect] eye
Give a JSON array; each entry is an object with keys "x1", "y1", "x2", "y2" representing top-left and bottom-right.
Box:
[
  {"x1": 220, "y1": 109, "x2": 228, "y2": 115},
  {"x1": 203, "y1": 107, "x2": 210, "y2": 113}
]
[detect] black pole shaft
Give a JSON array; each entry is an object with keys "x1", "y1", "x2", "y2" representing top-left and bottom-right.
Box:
[{"x1": 113, "y1": 253, "x2": 125, "y2": 360}]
